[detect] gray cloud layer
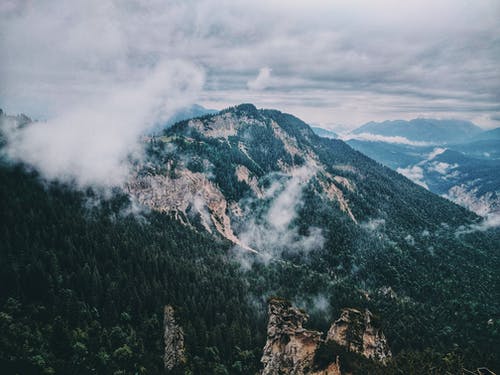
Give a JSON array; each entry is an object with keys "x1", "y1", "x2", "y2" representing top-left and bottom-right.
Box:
[{"x1": 1, "y1": 0, "x2": 499, "y2": 133}]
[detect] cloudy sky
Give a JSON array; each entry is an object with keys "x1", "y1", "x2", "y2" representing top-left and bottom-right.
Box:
[{"x1": 1, "y1": 0, "x2": 499, "y2": 130}]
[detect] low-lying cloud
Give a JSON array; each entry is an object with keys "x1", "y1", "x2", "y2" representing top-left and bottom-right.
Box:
[
  {"x1": 396, "y1": 165, "x2": 428, "y2": 189},
  {"x1": 456, "y1": 213, "x2": 500, "y2": 235},
  {"x1": 3, "y1": 62, "x2": 203, "y2": 187},
  {"x1": 238, "y1": 163, "x2": 325, "y2": 264},
  {"x1": 342, "y1": 132, "x2": 432, "y2": 146}
]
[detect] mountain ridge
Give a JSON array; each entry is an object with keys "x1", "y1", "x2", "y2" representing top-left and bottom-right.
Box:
[
  {"x1": 1, "y1": 105, "x2": 499, "y2": 373},
  {"x1": 352, "y1": 118, "x2": 483, "y2": 144}
]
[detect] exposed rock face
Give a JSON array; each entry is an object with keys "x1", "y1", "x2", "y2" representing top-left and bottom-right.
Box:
[
  {"x1": 326, "y1": 308, "x2": 392, "y2": 362},
  {"x1": 127, "y1": 105, "x2": 358, "y2": 254},
  {"x1": 261, "y1": 298, "x2": 341, "y2": 375},
  {"x1": 164, "y1": 305, "x2": 186, "y2": 371},
  {"x1": 261, "y1": 299, "x2": 391, "y2": 374},
  {"x1": 309, "y1": 359, "x2": 342, "y2": 375},
  {"x1": 128, "y1": 167, "x2": 256, "y2": 253}
]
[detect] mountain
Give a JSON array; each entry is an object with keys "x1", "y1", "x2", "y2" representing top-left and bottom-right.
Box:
[
  {"x1": 397, "y1": 149, "x2": 500, "y2": 216},
  {"x1": 311, "y1": 126, "x2": 338, "y2": 139},
  {"x1": 345, "y1": 140, "x2": 434, "y2": 169},
  {"x1": 471, "y1": 127, "x2": 500, "y2": 142},
  {"x1": 346, "y1": 137, "x2": 500, "y2": 216},
  {"x1": 1, "y1": 105, "x2": 499, "y2": 374},
  {"x1": 352, "y1": 118, "x2": 483, "y2": 144},
  {"x1": 150, "y1": 104, "x2": 218, "y2": 133},
  {"x1": 131, "y1": 104, "x2": 481, "y2": 250},
  {"x1": 451, "y1": 139, "x2": 500, "y2": 160}
]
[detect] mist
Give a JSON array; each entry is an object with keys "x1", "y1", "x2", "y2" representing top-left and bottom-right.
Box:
[
  {"x1": 2, "y1": 63, "x2": 203, "y2": 187},
  {"x1": 237, "y1": 163, "x2": 325, "y2": 265}
]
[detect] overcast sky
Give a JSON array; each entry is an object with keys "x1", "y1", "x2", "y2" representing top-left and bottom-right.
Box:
[{"x1": 1, "y1": 0, "x2": 499, "y2": 130}]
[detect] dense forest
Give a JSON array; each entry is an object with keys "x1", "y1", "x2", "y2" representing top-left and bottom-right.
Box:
[
  {"x1": 1, "y1": 105, "x2": 499, "y2": 374},
  {"x1": 0, "y1": 163, "x2": 264, "y2": 374}
]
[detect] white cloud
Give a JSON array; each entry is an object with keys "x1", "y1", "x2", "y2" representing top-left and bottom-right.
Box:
[
  {"x1": 396, "y1": 165, "x2": 428, "y2": 189},
  {"x1": 247, "y1": 67, "x2": 272, "y2": 91},
  {"x1": 3, "y1": 62, "x2": 204, "y2": 187},
  {"x1": 361, "y1": 218, "x2": 386, "y2": 231},
  {"x1": 238, "y1": 163, "x2": 325, "y2": 263},
  {"x1": 405, "y1": 234, "x2": 415, "y2": 246},
  {"x1": 2, "y1": 0, "x2": 499, "y2": 130},
  {"x1": 445, "y1": 185, "x2": 500, "y2": 217},
  {"x1": 428, "y1": 161, "x2": 457, "y2": 175},
  {"x1": 427, "y1": 147, "x2": 446, "y2": 160},
  {"x1": 342, "y1": 132, "x2": 432, "y2": 146},
  {"x1": 456, "y1": 213, "x2": 500, "y2": 235}
]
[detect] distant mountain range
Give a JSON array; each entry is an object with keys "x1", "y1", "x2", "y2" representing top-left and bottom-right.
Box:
[
  {"x1": 310, "y1": 126, "x2": 337, "y2": 139},
  {"x1": 352, "y1": 118, "x2": 483, "y2": 144},
  {"x1": 150, "y1": 104, "x2": 218, "y2": 133},
  {"x1": 311, "y1": 119, "x2": 500, "y2": 217}
]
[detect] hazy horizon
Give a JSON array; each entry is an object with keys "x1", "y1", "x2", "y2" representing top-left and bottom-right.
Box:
[{"x1": 1, "y1": 0, "x2": 499, "y2": 131}]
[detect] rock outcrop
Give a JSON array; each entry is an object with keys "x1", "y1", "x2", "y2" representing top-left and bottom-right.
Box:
[
  {"x1": 326, "y1": 308, "x2": 392, "y2": 363},
  {"x1": 164, "y1": 305, "x2": 186, "y2": 371},
  {"x1": 261, "y1": 299, "x2": 391, "y2": 375},
  {"x1": 261, "y1": 298, "x2": 341, "y2": 375}
]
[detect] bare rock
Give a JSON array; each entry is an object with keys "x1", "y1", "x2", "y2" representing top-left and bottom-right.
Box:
[
  {"x1": 326, "y1": 308, "x2": 391, "y2": 363},
  {"x1": 261, "y1": 298, "x2": 342, "y2": 375},
  {"x1": 260, "y1": 299, "x2": 392, "y2": 374},
  {"x1": 261, "y1": 298, "x2": 323, "y2": 375},
  {"x1": 164, "y1": 305, "x2": 186, "y2": 371}
]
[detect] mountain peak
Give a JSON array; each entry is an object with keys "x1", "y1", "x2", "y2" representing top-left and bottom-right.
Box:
[{"x1": 222, "y1": 103, "x2": 259, "y2": 117}]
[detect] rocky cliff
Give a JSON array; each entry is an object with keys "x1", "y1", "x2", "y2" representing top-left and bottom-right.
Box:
[
  {"x1": 261, "y1": 298, "x2": 391, "y2": 375},
  {"x1": 261, "y1": 298, "x2": 341, "y2": 375},
  {"x1": 164, "y1": 305, "x2": 186, "y2": 371},
  {"x1": 326, "y1": 308, "x2": 391, "y2": 363}
]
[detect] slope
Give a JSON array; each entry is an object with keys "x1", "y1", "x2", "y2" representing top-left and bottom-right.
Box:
[
  {"x1": 1, "y1": 105, "x2": 499, "y2": 373},
  {"x1": 128, "y1": 104, "x2": 500, "y2": 370}
]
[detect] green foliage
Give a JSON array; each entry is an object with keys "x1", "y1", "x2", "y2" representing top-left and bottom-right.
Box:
[
  {"x1": 1, "y1": 105, "x2": 499, "y2": 374},
  {"x1": 0, "y1": 163, "x2": 264, "y2": 374}
]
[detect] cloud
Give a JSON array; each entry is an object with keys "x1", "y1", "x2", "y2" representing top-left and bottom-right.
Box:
[
  {"x1": 396, "y1": 165, "x2": 428, "y2": 189},
  {"x1": 342, "y1": 132, "x2": 431, "y2": 146},
  {"x1": 1, "y1": 0, "x2": 499, "y2": 134},
  {"x1": 247, "y1": 67, "x2": 272, "y2": 91},
  {"x1": 361, "y1": 218, "x2": 386, "y2": 231},
  {"x1": 426, "y1": 147, "x2": 446, "y2": 160},
  {"x1": 237, "y1": 163, "x2": 325, "y2": 263},
  {"x1": 3, "y1": 62, "x2": 203, "y2": 187},
  {"x1": 427, "y1": 162, "x2": 457, "y2": 175},
  {"x1": 456, "y1": 213, "x2": 500, "y2": 236}
]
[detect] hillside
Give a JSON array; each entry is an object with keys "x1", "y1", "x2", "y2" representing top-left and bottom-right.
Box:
[{"x1": 1, "y1": 105, "x2": 499, "y2": 374}]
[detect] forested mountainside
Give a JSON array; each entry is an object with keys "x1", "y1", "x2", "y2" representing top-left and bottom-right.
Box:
[
  {"x1": 1, "y1": 105, "x2": 499, "y2": 374},
  {"x1": 0, "y1": 163, "x2": 266, "y2": 374}
]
